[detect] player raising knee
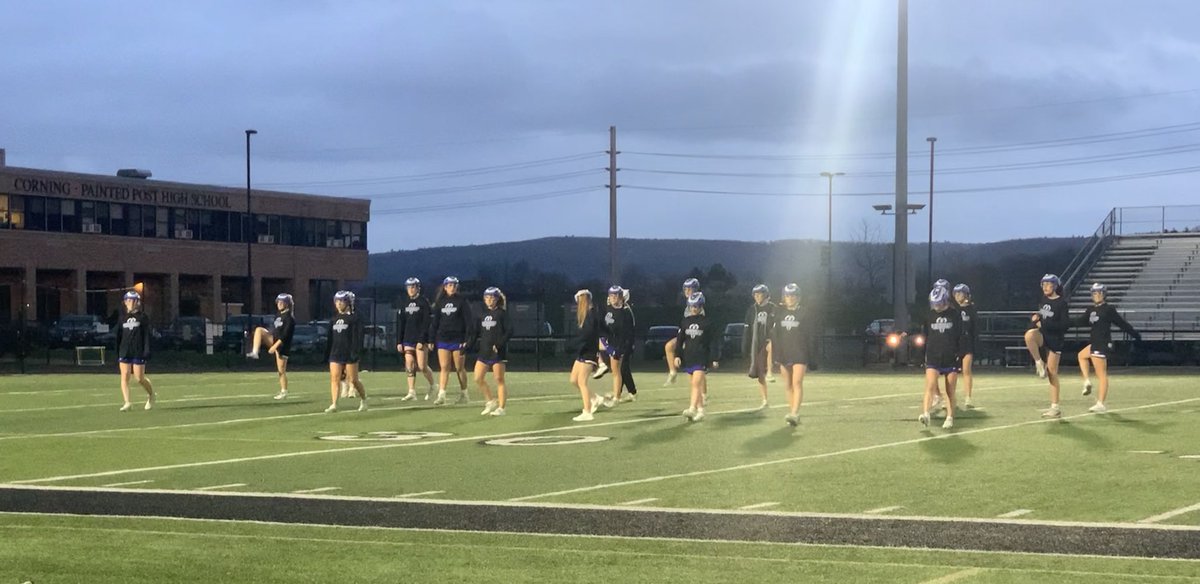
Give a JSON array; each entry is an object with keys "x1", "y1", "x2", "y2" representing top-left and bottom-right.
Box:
[
  {"x1": 919, "y1": 287, "x2": 963, "y2": 429},
  {"x1": 953, "y1": 284, "x2": 978, "y2": 408},
  {"x1": 323, "y1": 291, "x2": 367, "y2": 413},
  {"x1": 472, "y1": 287, "x2": 512, "y2": 417},
  {"x1": 677, "y1": 292, "x2": 719, "y2": 422},
  {"x1": 247, "y1": 293, "x2": 295, "y2": 400},
  {"x1": 744, "y1": 283, "x2": 776, "y2": 411},
  {"x1": 116, "y1": 291, "x2": 156, "y2": 412},
  {"x1": 1025, "y1": 274, "x2": 1069, "y2": 418},
  {"x1": 396, "y1": 278, "x2": 436, "y2": 401},
  {"x1": 1074, "y1": 283, "x2": 1140, "y2": 414},
  {"x1": 771, "y1": 283, "x2": 810, "y2": 426}
]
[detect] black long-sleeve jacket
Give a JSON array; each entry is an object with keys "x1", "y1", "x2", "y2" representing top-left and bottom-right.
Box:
[
  {"x1": 324, "y1": 311, "x2": 363, "y2": 363},
  {"x1": 116, "y1": 310, "x2": 152, "y2": 360}
]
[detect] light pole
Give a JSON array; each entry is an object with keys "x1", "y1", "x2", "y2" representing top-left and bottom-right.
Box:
[
  {"x1": 245, "y1": 129, "x2": 257, "y2": 320},
  {"x1": 873, "y1": 203, "x2": 925, "y2": 310},
  {"x1": 820, "y1": 171, "x2": 844, "y2": 303},
  {"x1": 926, "y1": 136, "x2": 936, "y2": 290}
]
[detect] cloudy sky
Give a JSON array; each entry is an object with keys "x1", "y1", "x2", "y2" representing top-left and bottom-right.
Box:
[{"x1": 5, "y1": 0, "x2": 1200, "y2": 252}]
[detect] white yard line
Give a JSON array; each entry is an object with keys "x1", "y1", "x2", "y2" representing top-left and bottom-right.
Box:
[
  {"x1": 292, "y1": 487, "x2": 341, "y2": 494},
  {"x1": 1139, "y1": 502, "x2": 1200, "y2": 525},
  {"x1": 395, "y1": 490, "x2": 445, "y2": 498},
  {"x1": 997, "y1": 509, "x2": 1033, "y2": 519},
  {"x1": 918, "y1": 568, "x2": 985, "y2": 584},
  {"x1": 3, "y1": 404, "x2": 772, "y2": 484},
  {"x1": 508, "y1": 397, "x2": 1200, "y2": 502},
  {"x1": 0, "y1": 393, "x2": 277, "y2": 414},
  {"x1": 864, "y1": 506, "x2": 904, "y2": 515},
  {"x1": 1179, "y1": 455, "x2": 1200, "y2": 460},
  {"x1": 619, "y1": 498, "x2": 659, "y2": 506},
  {"x1": 1129, "y1": 450, "x2": 1166, "y2": 454},
  {"x1": 738, "y1": 502, "x2": 779, "y2": 510},
  {"x1": 100, "y1": 480, "x2": 154, "y2": 488},
  {"x1": 194, "y1": 483, "x2": 247, "y2": 491}
]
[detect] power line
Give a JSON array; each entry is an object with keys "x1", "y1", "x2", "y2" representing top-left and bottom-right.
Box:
[
  {"x1": 623, "y1": 164, "x2": 1200, "y2": 198},
  {"x1": 372, "y1": 186, "x2": 597, "y2": 215},
  {"x1": 253, "y1": 152, "x2": 604, "y2": 189},
  {"x1": 358, "y1": 170, "x2": 598, "y2": 200}
]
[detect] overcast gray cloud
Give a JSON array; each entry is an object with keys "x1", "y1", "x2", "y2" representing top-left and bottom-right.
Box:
[{"x1": 4, "y1": 0, "x2": 1200, "y2": 251}]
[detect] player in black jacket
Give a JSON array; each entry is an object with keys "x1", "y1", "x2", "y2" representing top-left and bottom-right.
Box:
[
  {"x1": 1074, "y1": 283, "x2": 1141, "y2": 414},
  {"x1": 570, "y1": 290, "x2": 604, "y2": 422},
  {"x1": 596, "y1": 285, "x2": 637, "y2": 405},
  {"x1": 1024, "y1": 274, "x2": 1069, "y2": 418},
  {"x1": 471, "y1": 287, "x2": 512, "y2": 416},
  {"x1": 953, "y1": 284, "x2": 978, "y2": 409},
  {"x1": 430, "y1": 276, "x2": 473, "y2": 405},
  {"x1": 663, "y1": 277, "x2": 701, "y2": 385},
  {"x1": 771, "y1": 283, "x2": 812, "y2": 426},
  {"x1": 323, "y1": 290, "x2": 366, "y2": 413},
  {"x1": 247, "y1": 293, "x2": 296, "y2": 400},
  {"x1": 396, "y1": 277, "x2": 436, "y2": 401},
  {"x1": 744, "y1": 284, "x2": 775, "y2": 410},
  {"x1": 116, "y1": 291, "x2": 156, "y2": 412},
  {"x1": 676, "y1": 292, "x2": 720, "y2": 422},
  {"x1": 919, "y1": 287, "x2": 963, "y2": 429}
]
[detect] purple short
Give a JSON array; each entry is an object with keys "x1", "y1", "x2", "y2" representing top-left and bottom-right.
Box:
[
  {"x1": 683, "y1": 364, "x2": 707, "y2": 375},
  {"x1": 118, "y1": 357, "x2": 146, "y2": 365},
  {"x1": 436, "y1": 342, "x2": 465, "y2": 352},
  {"x1": 927, "y1": 366, "x2": 959, "y2": 375},
  {"x1": 479, "y1": 358, "x2": 506, "y2": 367}
]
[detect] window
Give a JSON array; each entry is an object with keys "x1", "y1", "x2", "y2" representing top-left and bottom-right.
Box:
[
  {"x1": 61, "y1": 199, "x2": 78, "y2": 232},
  {"x1": 349, "y1": 222, "x2": 364, "y2": 249},
  {"x1": 142, "y1": 205, "x2": 156, "y2": 238},
  {"x1": 156, "y1": 207, "x2": 169, "y2": 238},
  {"x1": 126, "y1": 205, "x2": 141, "y2": 237},
  {"x1": 111, "y1": 204, "x2": 126, "y2": 236},
  {"x1": 46, "y1": 198, "x2": 62, "y2": 232},
  {"x1": 200, "y1": 210, "x2": 216, "y2": 241},
  {"x1": 0, "y1": 195, "x2": 9, "y2": 228},
  {"x1": 25, "y1": 196, "x2": 45, "y2": 231}
]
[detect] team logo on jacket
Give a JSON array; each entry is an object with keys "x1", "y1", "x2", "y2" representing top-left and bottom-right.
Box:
[
  {"x1": 274, "y1": 317, "x2": 283, "y2": 328},
  {"x1": 931, "y1": 317, "x2": 953, "y2": 333},
  {"x1": 482, "y1": 316, "x2": 497, "y2": 330},
  {"x1": 781, "y1": 315, "x2": 799, "y2": 330},
  {"x1": 960, "y1": 311, "x2": 970, "y2": 322},
  {"x1": 122, "y1": 318, "x2": 140, "y2": 331},
  {"x1": 685, "y1": 324, "x2": 703, "y2": 338},
  {"x1": 605, "y1": 312, "x2": 615, "y2": 326},
  {"x1": 1039, "y1": 304, "x2": 1055, "y2": 319},
  {"x1": 405, "y1": 303, "x2": 420, "y2": 315},
  {"x1": 1089, "y1": 311, "x2": 1100, "y2": 324},
  {"x1": 441, "y1": 303, "x2": 458, "y2": 316},
  {"x1": 333, "y1": 320, "x2": 348, "y2": 333},
  {"x1": 756, "y1": 311, "x2": 768, "y2": 324}
]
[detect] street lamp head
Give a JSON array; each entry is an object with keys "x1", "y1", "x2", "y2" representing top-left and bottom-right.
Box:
[
  {"x1": 872, "y1": 204, "x2": 893, "y2": 213},
  {"x1": 820, "y1": 171, "x2": 846, "y2": 178},
  {"x1": 246, "y1": 129, "x2": 258, "y2": 136},
  {"x1": 926, "y1": 136, "x2": 936, "y2": 143}
]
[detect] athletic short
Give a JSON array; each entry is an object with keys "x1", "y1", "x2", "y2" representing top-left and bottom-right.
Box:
[
  {"x1": 927, "y1": 365, "x2": 960, "y2": 375},
  {"x1": 436, "y1": 342, "x2": 465, "y2": 351},
  {"x1": 401, "y1": 342, "x2": 419, "y2": 351},
  {"x1": 1089, "y1": 344, "x2": 1111, "y2": 359},
  {"x1": 775, "y1": 350, "x2": 809, "y2": 368},
  {"x1": 748, "y1": 347, "x2": 769, "y2": 379},
  {"x1": 329, "y1": 358, "x2": 358, "y2": 366},
  {"x1": 959, "y1": 339, "x2": 976, "y2": 357},
  {"x1": 479, "y1": 358, "x2": 507, "y2": 367},
  {"x1": 778, "y1": 361, "x2": 807, "y2": 369},
  {"x1": 683, "y1": 364, "x2": 707, "y2": 375},
  {"x1": 118, "y1": 357, "x2": 146, "y2": 365},
  {"x1": 577, "y1": 358, "x2": 598, "y2": 366},
  {"x1": 1041, "y1": 332, "x2": 1065, "y2": 354}
]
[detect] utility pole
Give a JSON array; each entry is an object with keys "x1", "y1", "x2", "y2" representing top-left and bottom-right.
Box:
[
  {"x1": 926, "y1": 136, "x2": 937, "y2": 290},
  {"x1": 893, "y1": 0, "x2": 910, "y2": 338},
  {"x1": 607, "y1": 126, "x2": 619, "y2": 285}
]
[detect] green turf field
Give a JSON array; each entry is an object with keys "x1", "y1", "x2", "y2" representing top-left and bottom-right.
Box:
[{"x1": 1, "y1": 368, "x2": 1198, "y2": 581}]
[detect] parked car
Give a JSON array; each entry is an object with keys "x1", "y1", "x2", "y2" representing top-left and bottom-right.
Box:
[
  {"x1": 49, "y1": 314, "x2": 110, "y2": 348},
  {"x1": 161, "y1": 316, "x2": 211, "y2": 351},
  {"x1": 363, "y1": 325, "x2": 390, "y2": 350},
  {"x1": 643, "y1": 325, "x2": 680, "y2": 360},
  {"x1": 864, "y1": 318, "x2": 896, "y2": 337},
  {"x1": 721, "y1": 322, "x2": 746, "y2": 359},
  {"x1": 290, "y1": 323, "x2": 323, "y2": 353}
]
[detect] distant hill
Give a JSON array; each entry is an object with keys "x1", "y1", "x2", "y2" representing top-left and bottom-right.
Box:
[{"x1": 368, "y1": 236, "x2": 1085, "y2": 287}]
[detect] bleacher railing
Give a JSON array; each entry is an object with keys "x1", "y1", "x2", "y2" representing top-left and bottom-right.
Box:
[{"x1": 1062, "y1": 208, "x2": 1116, "y2": 295}]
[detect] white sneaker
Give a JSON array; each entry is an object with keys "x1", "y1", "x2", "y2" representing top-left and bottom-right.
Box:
[
  {"x1": 701, "y1": 393, "x2": 708, "y2": 407},
  {"x1": 1088, "y1": 402, "x2": 1108, "y2": 414},
  {"x1": 918, "y1": 412, "x2": 930, "y2": 427},
  {"x1": 246, "y1": 351, "x2": 259, "y2": 360},
  {"x1": 481, "y1": 400, "x2": 498, "y2": 415},
  {"x1": 682, "y1": 407, "x2": 696, "y2": 420},
  {"x1": 324, "y1": 404, "x2": 338, "y2": 414},
  {"x1": 942, "y1": 417, "x2": 954, "y2": 429},
  {"x1": 766, "y1": 374, "x2": 777, "y2": 383},
  {"x1": 664, "y1": 372, "x2": 678, "y2": 386},
  {"x1": 757, "y1": 400, "x2": 769, "y2": 411},
  {"x1": 273, "y1": 390, "x2": 288, "y2": 400},
  {"x1": 144, "y1": 393, "x2": 156, "y2": 410},
  {"x1": 572, "y1": 411, "x2": 594, "y2": 422},
  {"x1": 1035, "y1": 360, "x2": 1047, "y2": 379},
  {"x1": 490, "y1": 407, "x2": 506, "y2": 416},
  {"x1": 930, "y1": 394, "x2": 943, "y2": 411},
  {"x1": 339, "y1": 381, "x2": 350, "y2": 398},
  {"x1": 1082, "y1": 381, "x2": 1093, "y2": 396},
  {"x1": 590, "y1": 393, "x2": 604, "y2": 411},
  {"x1": 619, "y1": 393, "x2": 637, "y2": 403},
  {"x1": 964, "y1": 396, "x2": 974, "y2": 409},
  {"x1": 1041, "y1": 406, "x2": 1061, "y2": 419},
  {"x1": 432, "y1": 390, "x2": 446, "y2": 405},
  {"x1": 358, "y1": 399, "x2": 368, "y2": 412},
  {"x1": 454, "y1": 390, "x2": 469, "y2": 405},
  {"x1": 119, "y1": 402, "x2": 132, "y2": 412},
  {"x1": 399, "y1": 391, "x2": 416, "y2": 402},
  {"x1": 785, "y1": 413, "x2": 798, "y2": 427},
  {"x1": 591, "y1": 362, "x2": 610, "y2": 380},
  {"x1": 692, "y1": 408, "x2": 706, "y2": 422},
  {"x1": 602, "y1": 396, "x2": 615, "y2": 409}
]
